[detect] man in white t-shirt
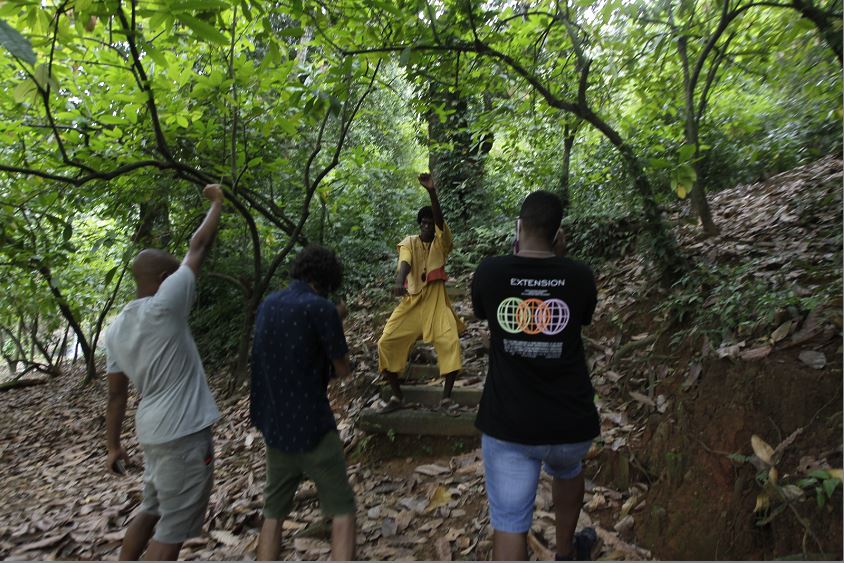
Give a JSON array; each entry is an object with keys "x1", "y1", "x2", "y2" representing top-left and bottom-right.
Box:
[{"x1": 104, "y1": 184, "x2": 223, "y2": 560}]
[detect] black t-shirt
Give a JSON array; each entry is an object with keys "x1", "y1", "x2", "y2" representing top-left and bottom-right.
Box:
[{"x1": 471, "y1": 254, "x2": 601, "y2": 445}]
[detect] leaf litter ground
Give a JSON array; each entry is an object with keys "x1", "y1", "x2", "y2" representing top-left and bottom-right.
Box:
[{"x1": 0, "y1": 156, "x2": 840, "y2": 560}]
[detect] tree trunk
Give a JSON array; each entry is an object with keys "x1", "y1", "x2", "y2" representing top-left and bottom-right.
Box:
[
  {"x1": 559, "y1": 123, "x2": 576, "y2": 216},
  {"x1": 684, "y1": 106, "x2": 719, "y2": 236},
  {"x1": 426, "y1": 83, "x2": 487, "y2": 230},
  {"x1": 229, "y1": 295, "x2": 259, "y2": 394},
  {"x1": 580, "y1": 108, "x2": 686, "y2": 282},
  {"x1": 36, "y1": 264, "x2": 96, "y2": 381},
  {"x1": 134, "y1": 196, "x2": 171, "y2": 248}
]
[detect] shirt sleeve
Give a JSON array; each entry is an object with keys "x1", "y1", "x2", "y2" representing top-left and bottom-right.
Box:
[
  {"x1": 471, "y1": 260, "x2": 487, "y2": 320},
  {"x1": 104, "y1": 329, "x2": 122, "y2": 373},
  {"x1": 314, "y1": 301, "x2": 349, "y2": 361},
  {"x1": 436, "y1": 222, "x2": 453, "y2": 255},
  {"x1": 151, "y1": 264, "x2": 196, "y2": 321},
  {"x1": 398, "y1": 243, "x2": 413, "y2": 266}
]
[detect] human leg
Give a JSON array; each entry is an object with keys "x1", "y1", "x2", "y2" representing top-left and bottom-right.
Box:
[
  {"x1": 330, "y1": 513, "x2": 356, "y2": 561},
  {"x1": 119, "y1": 512, "x2": 159, "y2": 560},
  {"x1": 303, "y1": 432, "x2": 357, "y2": 560},
  {"x1": 378, "y1": 301, "x2": 421, "y2": 402},
  {"x1": 259, "y1": 445, "x2": 304, "y2": 559},
  {"x1": 543, "y1": 440, "x2": 594, "y2": 560},
  {"x1": 428, "y1": 294, "x2": 462, "y2": 400},
  {"x1": 256, "y1": 518, "x2": 285, "y2": 561},
  {"x1": 441, "y1": 371, "x2": 457, "y2": 400},
  {"x1": 142, "y1": 540, "x2": 182, "y2": 561},
  {"x1": 481, "y1": 434, "x2": 542, "y2": 561},
  {"x1": 146, "y1": 429, "x2": 214, "y2": 559},
  {"x1": 552, "y1": 473, "x2": 584, "y2": 559}
]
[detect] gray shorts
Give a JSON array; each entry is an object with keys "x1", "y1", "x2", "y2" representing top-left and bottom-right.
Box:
[{"x1": 140, "y1": 427, "x2": 214, "y2": 544}]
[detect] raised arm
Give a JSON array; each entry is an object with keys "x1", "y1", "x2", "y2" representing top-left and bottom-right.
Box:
[
  {"x1": 418, "y1": 173, "x2": 444, "y2": 230},
  {"x1": 182, "y1": 184, "x2": 224, "y2": 275}
]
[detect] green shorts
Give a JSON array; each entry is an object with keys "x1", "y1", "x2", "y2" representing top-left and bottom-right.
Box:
[{"x1": 263, "y1": 431, "x2": 356, "y2": 519}]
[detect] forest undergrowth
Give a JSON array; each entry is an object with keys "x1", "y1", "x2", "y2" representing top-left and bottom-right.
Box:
[{"x1": 0, "y1": 156, "x2": 841, "y2": 561}]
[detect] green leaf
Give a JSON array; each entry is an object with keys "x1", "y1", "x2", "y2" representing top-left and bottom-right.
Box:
[
  {"x1": 103, "y1": 265, "x2": 119, "y2": 287},
  {"x1": 0, "y1": 19, "x2": 36, "y2": 65},
  {"x1": 12, "y1": 80, "x2": 37, "y2": 103},
  {"x1": 822, "y1": 478, "x2": 840, "y2": 498},
  {"x1": 277, "y1": 26, "x2": 304, "y2": 38},
  {"x1": 678, "y1": 143, "x2": 696, "y2": 161},
  {"x1": 178, "y1": 14, "x2": 228, "y2": 45},
  {"x1": 399, "y1": 46, "x2": 412, "y2": 67},
  {"x1": 809, "y1": 469, "x2": 831, "y2": 480},
  {"x1": 647, "y1": 158, "x2": 672, "y2": 170},
  {"x1": 62, "y1": 223, "x2": 72, "y2": 243}
]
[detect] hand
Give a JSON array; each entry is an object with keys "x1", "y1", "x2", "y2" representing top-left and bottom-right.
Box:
[
  {"x1": 392, "y1": 286, "x2": 408, "y2": 297},
  {"x1": 552, "y1": 227, "x2": 567, "y2": 257},
  {"x1": 417, "y1": 173, "x2": 435, "y2": 192},
  {"x1": 107, "y1": 446, "x2": 130, "y2": 475},
  {"x1": 202, "y1": 184, "x2": 224, "y2": 203},
  {"x1": 336, "y1": 300, "x2": 348, "y2": 320}
]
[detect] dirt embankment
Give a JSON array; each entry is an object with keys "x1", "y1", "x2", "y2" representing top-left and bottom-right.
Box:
[{"x1": 582, "y1": 155, "x2": 842, "y2": 559}]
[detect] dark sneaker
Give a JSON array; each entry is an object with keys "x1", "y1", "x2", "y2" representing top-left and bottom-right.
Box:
[{"x1": 555, "y1": 527, "x2": 600, "y2": 561}]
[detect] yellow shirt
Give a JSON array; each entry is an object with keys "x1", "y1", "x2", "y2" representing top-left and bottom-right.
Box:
[{"x1": 397, "y1": 223, "x2": 453, "y2": 296}]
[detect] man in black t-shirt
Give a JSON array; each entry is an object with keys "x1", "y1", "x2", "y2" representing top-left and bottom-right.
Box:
[{"x1": 471, "y1": 191, "x2": 601, "y2": 561}]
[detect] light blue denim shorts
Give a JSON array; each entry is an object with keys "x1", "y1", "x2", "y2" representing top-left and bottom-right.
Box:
[{"x1": 482, "y1": 433, "x2": 592, "y2": 533}]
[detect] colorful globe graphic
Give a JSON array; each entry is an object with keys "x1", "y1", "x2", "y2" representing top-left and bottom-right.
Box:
[
  {"x1": 517, "y1": 298, "x2": 545, "y2": 335},
  {"x1": 496, "y1": 297, "x2": 571, "y2": 335},
  {"x1": 538, "y1": 298, "x2": 570, "y2": 335},
  {"x1": 496, "y1": 297, "x2": 525, "y2": 333}
]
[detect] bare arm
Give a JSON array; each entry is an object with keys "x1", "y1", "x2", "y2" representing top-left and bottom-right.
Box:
[
  {"x1": 182, "y1": 184, "x2": 224, "y2": 275},
  {"x1": 418, "y1": 173, "x2": 444, "y2": 230},
  {"x1": 332, "y1": 355, "x2": 353, "y2": 378},
  {"x1": 394, "y1": 261, "x2": 411, "y2": 296},
  {"x1": 105, "y1": 372, "x2": 130, "y2": 474}
]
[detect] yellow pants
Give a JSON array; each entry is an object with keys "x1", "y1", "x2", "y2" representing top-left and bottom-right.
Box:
[{"x1": 378, "y1": 282, "x2": 463, "y2": 376}]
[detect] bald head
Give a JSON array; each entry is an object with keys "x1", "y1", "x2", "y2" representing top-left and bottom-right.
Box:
[{"x1": 132, "y1": 249, "x2": 180, "y2": 297}]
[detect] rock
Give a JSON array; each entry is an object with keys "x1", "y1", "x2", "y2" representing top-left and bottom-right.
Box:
[
  {"x1": 798, "y1": 350, "x2": 826, "y2": 369},
  {"x1": 415, "y1": 464, "x2": 451, "y2": 476},
  {"x1": 381, "y1": 517, "x2": 398, "y2": 538},
  {"x1": 740, "y1": 345, "x2": 772, "y2": 361}
]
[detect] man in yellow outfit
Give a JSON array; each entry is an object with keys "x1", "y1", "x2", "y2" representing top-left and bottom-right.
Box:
[{"x1": 378, "y1": 172, "x2": 463, "y2": 412}]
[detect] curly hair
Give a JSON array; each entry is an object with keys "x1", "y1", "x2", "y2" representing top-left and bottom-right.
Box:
[
  {"x1": 417, "y1": 205, "x2": 434, "y2": 224},
  {"x1": 291, "y1": 245, "x2": 343, "y2": 294}
]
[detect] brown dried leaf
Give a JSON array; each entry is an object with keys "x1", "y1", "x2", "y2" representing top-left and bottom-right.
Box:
[
  {"x1": 210, "y1": 530, "x2": 241, "y2": 547},
  {"x1": 426, "y1": 485, "x2": 452, "y2": 513},
  {"x1": 751, "y1": 435, "x2": 775, "y2": 466},
  {"x1": 770, "y1": 321, "x2": 793, "y2": 343},
  {"x1": 434, "y1": 536, "x2": 452, "y2": 561},
  {"x1": 629, "y1": 391, "x2": 655, "y2": 408},
  {"x1": 415, "y1": 463, "x2": 451, "y2": 476}
]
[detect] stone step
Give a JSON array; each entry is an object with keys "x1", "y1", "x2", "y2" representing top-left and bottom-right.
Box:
[
  {"x1": 405, "y1": 363, "x2": 440, "y2": 380},
  {"x1": 446, "y1": 285, "x2": 467, "y2": 299},
  {"x1": 378, "y1": 385, "x2": 482, "y2": 407},
  {"x1": 358, "y1": 408, "x2": 478, "y2": 436}
]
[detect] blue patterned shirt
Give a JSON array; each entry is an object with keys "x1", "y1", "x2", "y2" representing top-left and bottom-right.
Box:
[{"x1": 250, "y1": 280, "x2": 348, "y2": 453}]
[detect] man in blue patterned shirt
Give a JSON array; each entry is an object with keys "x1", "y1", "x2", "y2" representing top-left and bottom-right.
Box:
[{"x1": 250, "y1": 245, "x2": 355, "y2": 560}]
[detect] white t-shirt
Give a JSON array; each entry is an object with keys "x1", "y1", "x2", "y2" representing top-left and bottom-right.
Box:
[{"x1": 105, "y1": 265, "x2": 220, "y2": 445}]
